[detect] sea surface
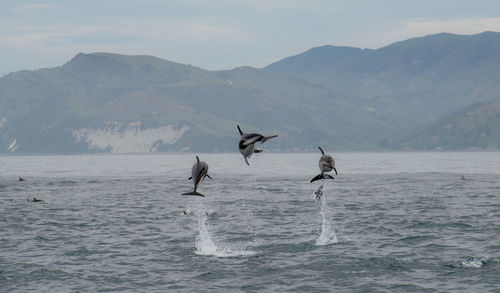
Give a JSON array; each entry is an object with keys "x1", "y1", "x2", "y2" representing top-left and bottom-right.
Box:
[{"x1": 0, "y1": 152, "x2": 499, "y2": 292}]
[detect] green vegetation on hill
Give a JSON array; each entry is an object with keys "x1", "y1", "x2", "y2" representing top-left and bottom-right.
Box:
[
  {"x1": 1, "y1": 32, "x2": 500, "y2": 153},
  {"x1": 400, "y1": 96, "x2": 500, "y2": 150}
]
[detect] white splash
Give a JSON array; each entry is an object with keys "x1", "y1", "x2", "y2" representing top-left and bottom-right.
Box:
[
  {"x1": 195, "y1": 212, "x2": 255, "y2": 257},
  {"x1": 195, "y1": 213, "x2": 218, "y2": 255},
  {"x1": 460, "y1": 257, "x2": 486, "y2": 268},
  {"x1": 315, "y1": 188, "x2": 338, "y2": 245},
  {"x1": 73, "y1": 121, "x2": 189, "y2": 153},
  {"x1": 8, "y1": 138, "x2": 18, "y2": 152},
  {"x1": 0, "y1": 117, "x2": 6, "y2": 129}
]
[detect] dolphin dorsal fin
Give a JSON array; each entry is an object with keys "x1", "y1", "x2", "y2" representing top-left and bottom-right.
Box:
[
  {"x1": 196, "y1": 156, "x2": 200, "y2": 164},
  {"x1": 237, "y1": 125, "x2": 243, "y2": 135},
  {"x1": 318, "y1": 146, "x2": 325, "y2": 155}
]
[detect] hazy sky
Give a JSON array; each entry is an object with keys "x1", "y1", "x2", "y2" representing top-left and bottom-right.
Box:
[{"x1": 2, "y1": 0, "x2": 500, "y2": 76}]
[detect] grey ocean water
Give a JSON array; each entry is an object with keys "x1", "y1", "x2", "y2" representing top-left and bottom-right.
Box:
[{"x1": 1, "y1": 152, "x2": 499, "y2": 292}]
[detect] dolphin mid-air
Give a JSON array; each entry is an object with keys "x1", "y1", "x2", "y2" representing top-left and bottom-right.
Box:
[
  {"x1": 237, "y1": 125, "x2": 278, "y2": 165},
  {"x1": 182, "y1": 156, "x2": 212, "y2": 197},
  {"x1": 310, "y1": 146, "x2": 338, "y2": 183}
]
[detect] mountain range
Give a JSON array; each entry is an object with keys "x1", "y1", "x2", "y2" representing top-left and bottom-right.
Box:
[{"x1": 1, "y1": 31, "x2": 500, "y2": 154}]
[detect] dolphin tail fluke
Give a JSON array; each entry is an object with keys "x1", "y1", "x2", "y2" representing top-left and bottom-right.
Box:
[
  {"x1": 244, "y1": 157, "x2": 250, "y2": 166},
  {"x1": 310, "y1": 173, "x2": 335, "y2": 183},
  {"x1": 310, "y1": 174, "x2": 324, "y2": 183},
  {"x1": 261, "y1": 134, "x2": 278, "y2": 143},
  {"x1": 182, "y1": 191, "x2": 205, "y2": 197}
]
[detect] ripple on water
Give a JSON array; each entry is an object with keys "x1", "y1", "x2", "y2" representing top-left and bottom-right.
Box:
[{"x1": 1, "y1": 154, "x2": 499, "y2": 293}]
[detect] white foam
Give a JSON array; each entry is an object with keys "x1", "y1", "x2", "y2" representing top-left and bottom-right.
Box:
[
  {"x1": 461, "y1": 257, "x2": 485, "y2": 268},
  {"x1": 195, "y1": 213, "x2": 255, "y2": 257},
  {"x1": 315, "y1": 188, "x2": 338, "y2": 245}
]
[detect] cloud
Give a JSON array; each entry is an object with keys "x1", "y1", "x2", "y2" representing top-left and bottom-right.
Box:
[
  {"x1": 176, "y1": 23, "x2": 254, "y2": 42},
  {"x1": 3, "y1": 33, "x2": 45, "y2": 47},
  {"x1": 10, "y1": 3, "x2": 57, "y2": 13},
  {"x1": 9, "y1": 3, "x2": 75, "y2": 15},
  {"x1": 65, "y1": 31, "x2": 145, "y2": 45},
  {"x1": 406, "y1": 17, "x2": 500, "y2": 35}
]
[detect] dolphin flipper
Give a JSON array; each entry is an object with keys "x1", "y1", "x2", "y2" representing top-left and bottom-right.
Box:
[
  {"x1": 318, "y1": 146, "x2": 325, "y2": 155},
  {"x1": 182, "y1": 191, "x2": 205, "y2": 197},
  {"x1": 237, "y1": 125, "x2": 243, "y2": 135},
  {"x1": 207, "y1": 174, "x2": 213, "y2": 180},
  {"x1": 244, "y1": 157, "x2": 250, "y2": 166},
  {"x1": 188, "y1": 176, "x2": 192, "y2": 180}
]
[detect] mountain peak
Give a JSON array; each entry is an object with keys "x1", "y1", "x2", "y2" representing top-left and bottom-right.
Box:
[
  {"x1": 61, "y1": 52, "x2": 209, "y2": 79},
  {"x1": 65, "y1": 52, "x2": 184, "y2": 68},
  {"x1": 264, "y1": 45, "x2": 367, "y2": 73}
]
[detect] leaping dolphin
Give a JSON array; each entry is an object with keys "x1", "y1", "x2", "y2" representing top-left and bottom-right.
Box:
[
  {"x1": 237, "y1": 125, "x2": 278, "y2": 165},
  {"x1": 310, "y1": 146, "x2": 337, "y2": 183},
  {"x1": 182, "y1": 156, "x2": 212, "y2": 197}
]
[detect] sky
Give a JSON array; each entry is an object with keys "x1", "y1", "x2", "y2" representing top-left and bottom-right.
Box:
[{"x1": 2, "y1": 0, "x2": 500, "y2": 77}]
